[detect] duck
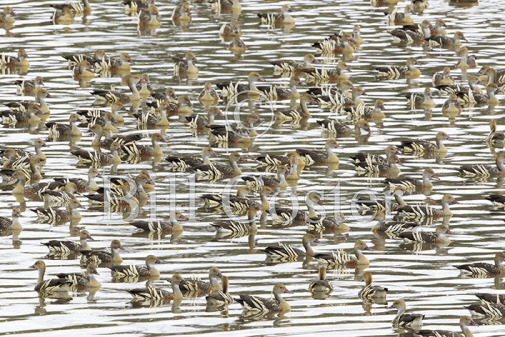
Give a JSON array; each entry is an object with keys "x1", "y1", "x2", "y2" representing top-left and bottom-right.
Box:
[
  {"x1": 383, "y1": 167, "x2": 439, "y2": 192},
  {"x1": 242, "y1": 165, "x2": 289, "y2": 192},
  {"x1": 346, "y1": 99, "x2": 386, "y2": 120},
  {"x1": 6, "y1": 88, "x2": 51, "y2": 115},
  {"x1": 398, "y1": 224, "x2": 451, "y2": 244},
  {"x1": 29, "y1": 260, "x2": 73, "y2": 293},
  {"x1": 90, "y1": 75, "x2": 142, "y2": 103},
  {"x1": 97, "y1": 53, "x2": 135, "y2": 74},
  {"x1": 42, "y1": 229, "x2": 93, "y2": 254},
  {"x1": 397, "y1": 194, "x2": 458, "y2": 219},
  {"x1": 235, "y1": 283, "x2": 293, "y2": 313},
  {"x1": 435, "y1": 75, "x2": 483, "y2": 97},
  {"x1": 52, "y1": 167, "x2": 101, "y2": 193},
  {"x1": 351, "y1": 145, "x2": 399, "y2": 165},
  {"x1": 206, "y1": 275, "x2": 233, "y2": 306},
  {"x1": 256, "y1": 151, "x2": 305, "y2": 168},
  {"x1": 487, "y1": 120, "x2": 505, "y2": 146},
  {"x1": 486, "y1": 194, "x2": 505, "y2": 207},
  {"x1": 173, "y1": 52, "x2": 198, "y2": 75},
  {"x1": 14, "y1": 76, "x2": 44, "y2": 96},
  {"x1": 56, "y1": 262, "x2": 100, "y2": 290},
  {"x1": 432, "y1": 67, "x2": 455, "y2": 86},
  {"x1": 458, "y1": 152, "x2": 505, "y2": 176},
  {"x1": 311, "y1": 32, "x2": 356, "y2": 55},
  {"x1": 216, "y1": 72, "x2": 264, "y2": 99},
  {"x1": 0, "y1": 103, "x2": 44, "y2": 125},
  {"x1": 270, "y1": 54, "x2": 319, "y2": 73},
  {"x1": 200, "y1": 185, "x2": 256, "y2": 210},
  {"x1": 415, "y1": 315, "x2": 477, "y2": 337},
  {"x1": 358, "y1": 271, "x2": 388, "y2": 300},
  {"x1": 133, "y1": 102, "x2": 170, "y2": 127},
  {"x1": 62, "y1": 49, "x2": 108, "y2": 67},
  {"x1": 258, "y1": 75, "x2": 302, "y2": 101},
  {"x1": 454, "y1": 252, "x2": 505, "y2": 276},
  {"x1": 442, "y1": 94, "x2": 464, "y2": 112},
  {"x1": 353, "y1": 154, "x2": 403, "y2": 176},
  {"x1": 7, "y1": 162, "x2": 44, "y2": 190},
  {"x1": 306, "y1": 212, "x2": 349, "y2": 233},
  {"x1": 295, "y1": 139, "x2": 341, "y2": 165},
  {"x1": 388, "y1": 25, "x2": 426, "y2": 43},
  {"x1": 31, "y1": 198, "x2": 83, "y2": 223},
  {"x1": 171, "y1": 3, "x2": 191, "y2": 22},
  {"x1": 71, "y1": 141, "x2": 122, "y2": 166},
  {"x1": 263, "y1": 233, "x2": 320, "y2": 259},
  {"x1": 427, "y1": 31, "x2": 467, "y2": 48},
  {"x1": 308, "y1": 267, "x2": 333, "y2": 294},
  {"x1": 73, "y1": 60, "x2": 94, "y2": 80},
  {"x1": 464, "y1": 302, "x2": 505, "y2": 319},
  {"x1": 475, "y1": 293, "x2": 505, "y2": 305},
  {"x1": 385, "y1": 5, "x2": 415, "y2": 26},
  {"x1": 0, "y1": 207, "x2": 23, "y2": 231},
  {"x1": 302, "y1": 61, "x2": 351, "y2": 83},
  {"x1": 198, "y1": 82, "x2": 220, "y2": 105},
  {"x1": 121, "y1": 133, "x2": 167, "y2": 157},
  {"x1": 180, "y1": 267, "x2": 223, "y2": 293},
  {"x1": 257, "y1": 4, "x2": 295, "y2": 25},
  {"x1": 211, "y1": 204, "x2": 260, "y2": 236},
  {"x1": 228, "y1": 37, "x2": 247, "y2": 54},
  {"x1": 85, "y1": 174, "x2": 149, "y2": 207},
  {"x1": 355, "y1": 185, "x2": 408, "y2": 212},
  {"x1": 477, "y1": 65, "x2": 505, "y2": 85},
  {"x1": 88, "y1": 124, "x2": 142, "y2": 149},
  {"x1": 109, "y1": 255, "x2": 161, "y2": 278},
  {"x1": 466, "y1": 83, "x2": 502, "y2": 105},
  {"x1": 194, "y1": 152, "x2": 244, "y2": 179},
  {"x1": 375, "y1": 57, "x2": 420, "y2": 79},
  {"x1": 76, "y1": 102, "x2": 125, "y2": 125},
  {"x1": 314, "y1": 240, "x2": 372, "y2": 268},
  {"x1": 455, "y1": 46, "x2": 477, "y2": 70},
  {"x1": 219, "y1": 20, "x2": 241, "y2": 37},
  {"x1": 398, "y1": 131, "x2": 453, "y2": 154},
  {"x1": 50, "y1": 0, "x2": 91, "y2": 16},
  {"x1": 80, "y1": 239, "x2": 124, "y2": 266},
  {"x1": 0, "y1": 7, "x2": 15, "y2": 26},
  {"x1": 122, "y1": 0, "x2": 153, "y2": 15},
  {"x1": 274, "y1": 94, "x2": 315, "y2": 121},
  {"x1": 371, "y1": 211, "x2": 421, "y2": 235},
  {"x1": 130, "y1": 210, "x2": 187, "y2": 233},
  {"x1": 317, "y1": 119, "x2": 371, "y2": 137},
  {"x1": 166, "y1": 147, "x2": 217, "y2": 170},
  {"x1": 0, "y1": 48, "x2": 29, "y2": 67},
  {"x1": 151, "y1": 87, "x2": 178, "y2": 105},
  {"x1": 388, "y1": 299, "x2": 424, "y2": 329},
  {"x1": 267, "y1": 192, "x2": 323, "y2": 224},
  {"x1": 211, "y1": 0, "x2": 241, "y2": 12},
  {"x1": 1, "y1": 139, "x2": 48, "y2": 164},
  {"x1": 165, "y1": 94, "x2": 192, "y2": 114},
  {"x1": 41, "y1": 181, "x2": 79, "y2": 205},
  {"x1": 138, "y1": 5, "x2": 160, "y2": 28},
  {"x1": 52, "y1": 7, "x2": 75, "y2": 25},
  {"x1": 45, "y1": 113, "x2": 82, "y2": 139},
  {"x1": 128, "y1": 274, "x2": 187, "y2": 301},
  {"x1": 185, "y1": 107, "x2": 223, "y2": 130}
]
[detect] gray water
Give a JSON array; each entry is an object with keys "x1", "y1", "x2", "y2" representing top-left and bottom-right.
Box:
[{"x1": 0, "y1": 0, "x2": 504, "y2": 336}]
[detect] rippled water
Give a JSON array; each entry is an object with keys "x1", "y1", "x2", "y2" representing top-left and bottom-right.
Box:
[{"x1": 1, "y1": 0, "x2": 505, "y2": 336}]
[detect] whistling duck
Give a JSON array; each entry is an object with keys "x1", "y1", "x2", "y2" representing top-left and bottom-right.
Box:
[
  {"x1": 388, "y1": 26, "x2": 426, "y2": 43},
  {"x1": 194, "y1": 152, "x2": 244, "y2": 179},
  {"x1": 397, "y1": 194, "x2": 458, "y2": 219},
  {"x1": 312, "y1": 81, "x2": 358, "y2": 107},
  {"x1": 274, "y1": 94, "x2": 315, "y2": 121},
  {"x1": 29, "y1": 260, "x2": 72, "y2": 293},
  {"x1": 256, "y1": 151, "x2": 305, "y2": 169},
  {"x1": 375, "y1": 57, "x2": 420, "y2": 79},
  {"x1": 4, "y1": 89, "x2": 50, "y2": 116},
  {"x1": 302, "y1": 61, "x2": 351, "y2": 83},
  {"x1": 435, "y1": 75, "x2": 483, "y2": 98},
  {"x1": 173, "y1": 52, "x2": 198, "y2": 75},
  {"x1": 312, "y1": 32, "x2": 356, "y2": 55},
  {"x1": 110, "y1": 255, "x2": 161, "y2": 278},
  {"x1": 77, "y1": 102, "x2": 126, "y2": 125},
  {"x1": 85, "y1": 174, "x2": 149, "y2": 207},
  {"x1": 128, "y1": 274, "x2": 187, "y2": 301},
  {"x1": 388, "y1": 299, "x2": 424, "y2": 328},
  {"x1": 0, "y1": 207, "x2": 22, "y2": 231},
  {"x1": 56, "y1": 262, "x2": 100, "y2": 290},
  {"x1": 90, "y1": 75, "x2": 142, "y2": 103},
  {"x1": 131, "y1": 210, "x2": 187, "y2": 233},
  {"x1": 399, "y1": 131, "x2": 452, "y2": 154},
  {"x1": 41, "y1": 181, "x2": 79, "y2": 205},
  {"x1": 52, "y1": 7, "x2": 75, "y2": 25},
  {"x1": 15, "y1": 76, "x2": 44, "y2": 96},
  {"x1": 80, "y1": 239, "x2": 124, "y2": 266},
  {"x1": 219, "y1": 20, "x2": 241, "y2": 36},
  {"x1": 270, "y1": 54, "x2": 319, "y2": 73},
  {"x1": 2, "y1": 148, "x2": 36, "y2": 170},
  {"x1": 181, "y1": 267, "x2": 223, "y2": 293},
  {"x1": 384, "y1": 167, "x2": 439, "y2": 192},
  {"x1": 31, "y1": 198, "x2": 83, "y2": 223},
  {"x1": 258, "y1": 75, "x2": 302, "y2": 101},
  {"x1": 216, "y1": 72, "x2": 264, "y2": 98},
  {"x1": 458, "y1": 152, "x2": 505, "y2": 176},
  {"x1": 200, "y1": 185, "x2": 255, "y2": 209},
  {"x1": 346, "y1": 99, "x2": 386, "y2": 120},
  {"x1": 442, "y1": 94, "x2": 462, "y2": 114},
  {"x1": 487, "y1": 120, "x2": 505, "y2": 145},
  {"x1": 371, "y1": 211, "x2": 421, "y2": 234},
  {"x1": 121, "y1": 133, "x2": 167, "y2": 157},
  {"x1": 295, "y1": 139, "x2": 341, "y2": 165},
  {"x1": 171, "y1": 3, "x2": 191, "y2": 22},
  {"x1": 7, "y1": 162, "x2": 44, "y2": 189},
  {"x1": 186, "y1": 108, "x2": 223, "y2": 131},
  {"x1": 475, "y1": 293, "x2": 505, "y2": 305},
  {"x1": 263, "y1": 233, "x2": 320, "y2": 259},
  {"x1": 386, "y1": 5, "x2": 415, "y2": 26},
  {"x1": 71, "y1": 141, "x2": 122, "y2": 166},
  {"x1": 352, "y1": 145, "x2": 399, "y2": 165},
  {"x1": 0, "y1": 48, "x2": 29, "y2": 67},
  {"x1": 485, "y1": 194, "x2": 505, "y2": 207},
  {"x1": 236, "y1": 283, "x2": 293, "y2": 313},
  {"x1": 1, "y1": 106, "x2": 44, "y2": 126},
  {"x1": 416, "y1": 315, "x2": 476, "y2": 337},
  {"x1": 228, "y1": 37, "x2": 247, "y2": 54},
  {"x1": 1, "y1": 139, "x2": 47, "y2": 164},
  {"x1": 0, "y1": 7, "x2": 15, "y2": 25},
  {"x1": 314, "y1": 240, "x2": 372, "y2": 268},
  {"x1": 166, "y1": 146, "x2": 217, "y2": 170},
  {"x1": 242, "y1": 166, "x2": 289, "y2": 192},
  {"x1": 398, "y1": 224, "x2": 451, "y2": 244},
  {"x1": 206, "y1": 122, "x2": 251, "y2": 143},
  {"x1": 211, "y1": 0, "x2": 241, "y2": 12},
  {"x1": 455, "y1": 47, "x2": 477, "y2": 70},
  {"x1": 306, "y1": 212, "x2": 349, "y2": 233},
  {"x1": 50, "y1": 0, "x2": 91, "y2": 15},
  {"x1": 308, "y1": 267, "x2": 333, "y2": 293},
  {"x1": 63, "y1": 49, "x2": 107, "y2": 67},
  {"x1": 257, "y1": 4, "x2": 295, "y2": 25},
  {"x1": 198, "y1": 82, "x2": 220, "y2": 105},
  {"x1": 353, "y1": 154, "x2": 403, "y2": 175},
  {"x1": 467, "y1": 83, "x2": 502, "y2": 105},
  {"x1": 211, "y1": 204, "x2": 260, "y2": 235},
  {"x1": 465, "y1": 302, "x2": 505, "y2": 319},
  {"x1": 42, "y1": 229, "x2": 93, "y2": 253},
  {"x1": 73, "y1": 60, "x2": 94, "y2": 80},
  {"x1": 206, "y1": 275, "x2": 233, "y2": 306},
  {"x1": 135, "y1": 74, "x2": 153, "y2": 100},
  {"x1": 358, "y1": 271, "x2": 388, "y2": 300},
  {"x1": 138, "y1": 5, "x2": 160, "y2": 27},
  {"x1": 355, "y1": 185, "x2": 408, "y2": 212},
  {"x1": 45, "y1": 113, "x2": 82, "y2": 139},
  {"x1": 455, "y1": 252, "x2": 505, "y2": 276},
  {"x1": 151, "y1": 87, "x2": 178, "y2": 104},
  {"x1": 432, "y1": 67, "x2": 455, "y2": 86},
  {"x1": 165, "y1": 94, "x2": 192, "y2": 114},
  {"x1": 477, "y1": 65, "x2": 505, "y2": 85},
  {"x1": 122, "y1": 0, "x2": 153, "y2": 15},
  {"x1": 88, "y1": 124, "x2": 142, "y2": 149},
  {"x1": 267, "y1": 192, "x2": 323, "y2": 224},
  {"x1": 427, "y1": 31, "x2": 467, "y2": 48},
  {"x1": 317, "y1": 119, "x2": 371, "y2": 137}
]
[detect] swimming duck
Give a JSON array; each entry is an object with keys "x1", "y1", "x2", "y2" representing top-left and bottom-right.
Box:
[
  {"x1": 242, "y1": 166, "x2": 289, "y2": 192},
  {"x1": 71, "y1": 141, "x2": 122, "y2": 166},
  {"x1": 6, "y1": 88, "x2": 51, "y2": 115},
  {"x1": 398, "y1": 224, "x2": 451, "y2": 244},
  {"x1": 122, "y1": 0, "x2": 153, "y2": 15},
  {"x1": 355, "y1": 185, "x2": 408, "y2": 212},
  {"x1": 385, "y1": 5, "x2": 415, "y2": 26},
  {"x1": 198, "y1": 82, "x2": 220, "y2": 105},
  {"x1": 173, "y1": 52, "x2": 198, "y2": 75},
  {"x1": 416, "y1": 315, "x2": 476, "y2": 337},
  {"x1": 308, "y1": 267, "x2": 333, "y2": 294},
  {"x1": 465, "y1": 302, "x2": 505, "y2": 319},
  {"x1": 475, "y1": 293, "x2": 505, "y2": 305},
  {"x1": 216, "y1": 72, "x2": 264, "y2": 98},
  {"x1": 130, "y1": 210, "x2": 187, "y2": 233},
  {"x1": 302, "y1": 61, "x2": 351, "y2": 84},
  {"x1": 171, "y1": 3, "x2": 191, "y2": 22},
  {"x1": 14, "y1": 76, "x2": 44, "y2": 96},
  {"x1": 62, "y1": 49, "x2": 108, "y2": 68},
  {"x1": 388, "y1": 299, "x2": 424, "y2": 329},
  {"x1": 398, "y1": 131, "x2": 452, "y2": 154},
  {"x1": 486, "y1": 120, "x2": 505, "y2": 146},
  {"x1": 371, "y1": 211, "x2": 421, "y2": 235},
  {"x1": 73, "y1": 60, "x2": 94, "y2": 80},
  {"x1": 166, "y1": 147, "x2": 217, "y2": 170},
  {"x1": 185, "y1": 107, "x2": 223, "y2": 131},
  {"x1": 110, "y1": 254, "x2": 161, "y2": 278},
  {"x1": 52, "y1": 7, "x2": 75, "y2": 25},
  {"x1": 267, "y1": 192, "x2": 323, "y2": 224},
  {"x1": 435, "y1": 75, "x2": 483, "y2": 98},
  {"x1": 29, "y1": 260, "x2": 73, "y2": 293},
  {"x1": 80, "y1": 239, "x2": 124, "y2": 266},
  {"x1": 358, "y1": 271, "x2": 388, "y2": 300},
  {"x1": 180, "y1": 267, "x2": 223, "y2": 293},
  {"x1": 306, "y1": 212, "x2": 349, "y2": 233},
  {"x1": 45, "y1": 113, "x2": 82, "y2": 139},
  {"x1": 0, "y1": 48, "x2": 29, "y2": 68},
  {"x1": 353, "y1": 154, "x2": 402, "y2": 176},
  {"x1": 90, "y1": 75, "x2": 142, "y2": 103},
  {"x1": 383, "y1": 167, "x2": 439, "y2": 192},
  {"x1": 206, "y1": 275, "x2": 233, "y2": 306},
  {"x1": 263, "y1": 233, "x2": 320, "y2": 259},
  {"x1": 314, "y1": 240, "x2": 372, "y2": 268},
  {"x1": 270, "y1": 54, "x2": 319, "y2": 73},
  {"x1": 31, "y1": 198, "x2": 83, "y2": 223},
  {"x1": 351, "y1": 145, "x2": 399, "y2": 165},
  {"x1": 346, "y1": 99, "x2": 386, "y2": 120},
  {"x1": 0, "y1": 7, "x2": 15, "y2": 26},
  {"x1": 88, "y1": 124, "x2": 143, "y2": 149},
  {"x1": 274, "y1": 94, "x2": 315, "y2": 121},
  {"x1": 427, "y1": 31, "x2": 467, "y2": 48},
  {"x1": 465, "y1": 83, "x2": 502, "y2": 105},
  {"x1": 455, "y1": 46, "x2": 477, "y2": 70},
  {"x1": 257, "y1": 4, "x2": 295, "y2": 25},
  {"x1": 317, "y1": 119, "x2": 371, "y2": 137},
  {"x1": 211, "y1": 0, "x2": 241, "y2": 12},
  {"x1": 41, "y1": 181, "x2": 79, "y2": 205},
  {"x1": 397, "y1": 194, "x2": 458, "y2": 219},
  {"x1": 454, "y1": 252, "x2": 505, "y2": 276},
  {"x1": 311, "y1": 32, "x2": 356, "y2": 55},
  {"x1": 375, "y1": 57, "x2": 420, "y2": 79},
  {"x1": 405, "y1": 87, "x2": 435, "y2": 109},
  {"x1": 228, "y1": 37, "x2": 247, "y2": 54},
  {"x1": 42, "y1": 229, "x2": 93, "y2": 254},
  {"x1": 56, "y1": 262, "x2": 100, "y2": 290},
  {"x1": 458, "y1": 152, "x2": 505, "y2": 176},
  {"x1": 235, "y1": 283, "x2": 293, "y2": 313},
  {"x1": 440, "y1": 94, "x2": 462, "y2": 114},
  {"x1": 128, "y1": 274, "x2": 187, "y2": 301},
  {"x1": 219, "y1": 20, "x2": 241, "y2": 37},
  {"x1": 432, "y1": 67, "x2": 455, "y2": 86},
  {"x1": 121, "y1": 133, "x2": 167, "y2": 157},
  {"x1": 211, "y1": 204, "x2": 260, "y2": 235},
  {"x1": 477, "y1": 65, "x2": 505, "y2": 85},
  {"x1": 295, "y1": 139, "x2": 341, "y2": 165},
  {"x1": 194, "y1": 152, "x2": 244, "y2": 179},
  {"x1": 0, "y1": 207, "x2": 23, "y2": 231},
  {"x1": 138, "y1": 5, "x2": 160, "y2": 28}
]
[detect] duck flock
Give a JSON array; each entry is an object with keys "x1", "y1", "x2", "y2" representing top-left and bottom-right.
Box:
[{"x1": 1, "y1": 0, "x2": 505, "y2": 336}]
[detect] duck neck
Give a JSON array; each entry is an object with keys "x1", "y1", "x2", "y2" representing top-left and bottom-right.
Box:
[
  {"x1": 202, "y1": 152, "x2": 211, "y2": 165},
  {"x1": 207, "y1": 111, "x2": 216, "y2": 125},
  {"x1": 422, "y1": 173, "x2": 433, "y2": 189},
  {"x1": 128, "y1": 79, "x2": 140, "y2": 100},
  {"x1": 88, "y1": 175, "x2": 98, "y2": 192},
  {"x1": 91, "y1": 129, "x2": 103, "y2": 147},
  {"x1": 436, "y1": 137, "x2": 446, "y2": 151},
  {"x1": 394, "y1": 192, "x2": 407, "y2": 207},
  {"x1": 302, "y1": 238, "x2": 315, "y2": 255},
  {"x1": 87, "y1": 272, "x2": 101, "y2": 287},
  {"x1": 111, "y1": 148, "x2": 121, "y2": 166},
  {"x1": 230, "y1": 158, "x2": 241, "y2": 175},
  {"x1": 210, "y1": 275, "x2": 222, "y2": 291},
  {"x1": 355, "y1": 247, "x2": 369, "y2": 264},
  {"x1": 10, "y1": 215, "x2": 22, "y2": 231},
  {"x1": 248, "y1": 77, "x2": 258, "y2": 91},
  {"x1": 461, "y1": 323, "x2": 474, "y2": 337},
  {"x1": 306, "y1": 203, "x2": 318, "y2": 218},
  {"x1": 172, "y1": 281, "x2": 184, "y2": 300},
  {"x1": 441, "y1": 200, "x2": 452, "y2": 216},
  {"x1": 497, "y1": 157, "x2": 505, "y2": 172},
  {"x1": 37, "y1": 265, "x2": 45, "y2": 284},
  {"x1": 300, "y1": 99, "x2": 311, "y2": 117}
]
